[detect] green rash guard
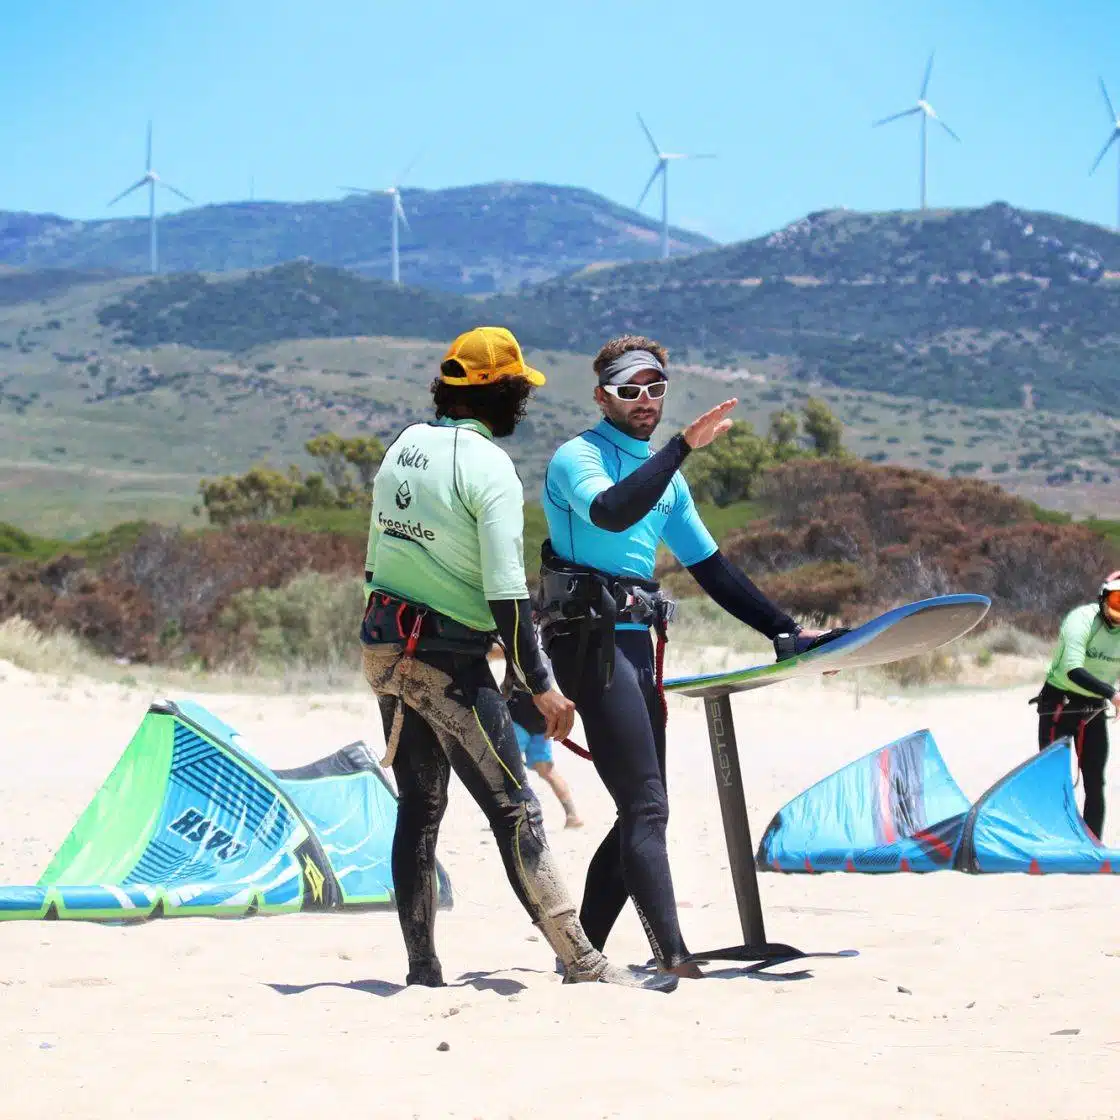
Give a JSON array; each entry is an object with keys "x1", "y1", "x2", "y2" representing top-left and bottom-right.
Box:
[
  {"x1": 1044, "y1": 603, "x2": 1120, "y2": 699},
  {"x1": 364, "y1": 417, "x2": 529, "y2": 633}
]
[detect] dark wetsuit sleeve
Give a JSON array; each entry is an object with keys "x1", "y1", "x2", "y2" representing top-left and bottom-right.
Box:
[
  {"x1": 489, "y1": 598, "x2": 552, "y2": 694},
  {"x1": 1067, "y1": 667, "x2": 1117, "y2": 700},
  {"x1": 686, "y1": 550, "x2": 798, "y2": 640},
  {"x1": 588, "y1": 434, "x2": 692, "y2": 531}
]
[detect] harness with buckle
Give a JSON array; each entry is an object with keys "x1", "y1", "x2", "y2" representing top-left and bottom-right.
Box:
[
  {"x1": 361, "y1": 589, "x2": 496, "y2": 766},
  {"x1": 533, "y1": 539, "x2": 676, "y2": 724},
  {"x1": 361, "y1": 589, "x2": 496, "y2": 655}
]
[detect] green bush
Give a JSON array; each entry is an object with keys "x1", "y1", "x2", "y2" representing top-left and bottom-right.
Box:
[
  {"x1": 218, "y1": 572, "x2": 365, "y2": 669},
  {"x1": 0, "y1": 519, "x2": 156, "y2": 564},
  {"x1": 276, "y1": 506, "x2": 370, "y2": 535}
]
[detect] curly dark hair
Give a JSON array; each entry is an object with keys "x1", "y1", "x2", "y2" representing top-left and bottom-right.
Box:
[
  {"x1": 430, "y1": 364, "x2": 535, "y2": 438},
  {"x1": 591, "y1": 334, "x2": 669, "y2": 381}
]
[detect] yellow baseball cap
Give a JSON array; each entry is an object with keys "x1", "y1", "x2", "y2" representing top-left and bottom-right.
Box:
[{"x1": 439, "y1": 326, "x2": 546, "y2": 387}]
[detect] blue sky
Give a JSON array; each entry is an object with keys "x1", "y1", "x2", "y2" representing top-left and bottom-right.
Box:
[{"x1": 2, "y1": 0, "x2": 1120, "y2": 244}]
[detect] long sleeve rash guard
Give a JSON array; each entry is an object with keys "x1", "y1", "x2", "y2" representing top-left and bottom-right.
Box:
[{"x1": 1045, "y1": 603, "x2": 1120, "y2": 701}]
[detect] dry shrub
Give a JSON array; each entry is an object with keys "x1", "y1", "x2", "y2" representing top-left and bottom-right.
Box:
[
  {"x1": 958, "y1": 521, "x2": 1112, "y2": 632},
  {"x1": 0, "y1": 524, "x2": 364, "y2": 666},
  {"x1": 667, "y1": 458, "x2": 1120, "y2": 635},
  {"x1": 878, "y1": 647, "x2": 962, "y2": 687},
  {"x1": 755, "y1": 561, "x2": 870, "y2": 626},
  {"x1": 0, "y1": 616, "x2": 91, "y2": 675},
  {"x1": 975, "y1": 623, "x2": 1049, "y2": 658}
]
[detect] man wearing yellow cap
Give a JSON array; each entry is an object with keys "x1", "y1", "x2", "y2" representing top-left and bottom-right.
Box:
[{"x1": 359, "y1": 326, "x2": 677, "y2": 994}]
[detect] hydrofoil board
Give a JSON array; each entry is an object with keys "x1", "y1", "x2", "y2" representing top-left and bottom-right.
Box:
[{"x1": 665, "y1": 593, "x2": 991, "y2": 699}]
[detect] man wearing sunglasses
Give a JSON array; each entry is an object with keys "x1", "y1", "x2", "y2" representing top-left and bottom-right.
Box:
[
  {"x1": 536, "y1": 333, "x2": 845, "y2": 979},
  {"x1": 1032, "y1": 571, "x2": 1120, "y2": 840}
]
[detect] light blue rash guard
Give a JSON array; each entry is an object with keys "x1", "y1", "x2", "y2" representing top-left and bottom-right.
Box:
[{"x1": 541, "y1": 418, "x2": 717, "y2": 627}]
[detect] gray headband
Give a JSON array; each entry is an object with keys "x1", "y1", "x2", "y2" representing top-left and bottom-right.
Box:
[{"x1": 599, "y1": 349, "x2": 666, "y2": 386}]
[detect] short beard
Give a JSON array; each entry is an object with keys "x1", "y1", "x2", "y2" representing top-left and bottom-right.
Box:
[{"x1": 604, "y1": 402, "x2": 662, "y2": 441}]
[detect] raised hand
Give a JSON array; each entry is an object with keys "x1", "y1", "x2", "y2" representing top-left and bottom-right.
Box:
[{"x1": 683, "y1": 399, "x2": 738, "y2": 450}]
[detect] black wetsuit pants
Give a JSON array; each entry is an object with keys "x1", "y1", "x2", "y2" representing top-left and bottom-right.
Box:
[
  {"x1": 362, "y1": 643, "x2": 561, "y2": 972},
  {"x1": 1035, "y1": 681, "x2": 1110, "y2": 838},
  {"x1": 546, "y1": 626, "x2": 687, "y2": 968}
]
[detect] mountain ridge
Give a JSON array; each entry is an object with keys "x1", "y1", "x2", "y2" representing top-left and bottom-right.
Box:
[
  {"x1": 0, "y1": 181, "x2": 716, "y2": 294},
  {"x1": 42, "y1": 198, "x2": 1120, "y2": 415}
]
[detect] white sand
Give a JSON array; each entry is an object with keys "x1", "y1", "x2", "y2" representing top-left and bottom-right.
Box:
[{"x1": 1, "y1": 658, "x2": 1118, "y2": 1119}]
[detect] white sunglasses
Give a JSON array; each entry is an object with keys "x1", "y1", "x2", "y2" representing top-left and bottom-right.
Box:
[{"x1": 601, "y1": 381, "x2": 669, "y2": 402}]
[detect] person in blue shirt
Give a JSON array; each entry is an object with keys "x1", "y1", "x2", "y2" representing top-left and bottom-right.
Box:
[
  {"x1": 537, "y1": 333, "x2": 845, "y2": 979},
  {"x1": 506, "y1": 687, "x2": 584, "y2": 829}
]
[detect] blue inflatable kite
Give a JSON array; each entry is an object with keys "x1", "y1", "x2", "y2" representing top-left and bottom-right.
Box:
[{"x1": 756, "y1": 733, "x2": 1119, "y2": 875}]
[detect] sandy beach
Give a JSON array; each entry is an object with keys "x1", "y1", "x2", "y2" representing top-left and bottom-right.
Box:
[{"x1": 1, "y1": 655, "x2": 1118, "y2": 1120}]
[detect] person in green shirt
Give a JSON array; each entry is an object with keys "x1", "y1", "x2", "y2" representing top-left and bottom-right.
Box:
[
  {"x1": 1032, "y1": 571, "x2": 1120, "y2": 839},
  {"x1": 359, "y1": 325, "x2": 676, "y2": 994}
]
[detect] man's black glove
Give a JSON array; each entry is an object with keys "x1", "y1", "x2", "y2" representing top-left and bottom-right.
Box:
[{"x1": 773, "y1": 627, "x2": 852, "y2": 663}]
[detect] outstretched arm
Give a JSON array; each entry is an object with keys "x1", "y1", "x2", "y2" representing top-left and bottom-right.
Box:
[
  {"x1": 686, "y1": 550, "x2": 799, "y2": 640},
  {"x1": 559, "y1": 400, "x2": 738, "y2": 531}
]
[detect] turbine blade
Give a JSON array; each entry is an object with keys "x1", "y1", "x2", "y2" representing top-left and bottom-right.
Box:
[
  {"x1": 339, "y1": 185, "x2": 375, "y2": 194},
  {"x1": 395, "y1": 195, "x2": 410, "y2": 230},
  {"x1": 1101, "y1": 77, "x2": 1117, "y2": 121},
  {"x1": 873, "y1": 106, "x2": 920, "y2": 127},
  {"x1": 107, "y1": 178, "x2": 148, "y2": 206},
  {"x1": 394, "y1": 150, "x2": 423, "y2": 186},
  {"x1": 920, "y1": 52, "x2": 935, "y2": 98},
  {"x1": 636, "y1": 162, "x2": 662, "y2": 209},
  {"x1": 636, "y1": 113, "x2": 660, "y2": 156},
  {"x1": 937, "y1": 119, "x2": 961, "y2": 142},
  {"x1": 159, "y1": 182, "x2": 193, "y2": 203},
  {"x1": 146, "y1": 120, "x2": 153, "y2": 171},
  {"x1": 1090, "y1": 130, "x2": 1119, "y2": 174}
]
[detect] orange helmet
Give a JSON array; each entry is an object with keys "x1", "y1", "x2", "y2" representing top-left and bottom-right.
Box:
[{"x1": 1100, "y1": 571, "x2": 1120, "y2": 627}]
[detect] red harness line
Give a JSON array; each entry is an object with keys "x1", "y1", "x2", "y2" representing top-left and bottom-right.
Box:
[
  {"x1": 1048, "y1": 698, "x2": 1093, "y2": 789},
  {"x1": 558, "y1": 625, "x2": 669, "y2": 763},
  {"x1": 559, "y1": 737, "x2": 593, "y2": 760}
]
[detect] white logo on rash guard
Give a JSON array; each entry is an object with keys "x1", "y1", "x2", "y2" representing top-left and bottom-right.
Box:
[{"x1": 378, "y1": 510, "x2": 435, "y2": 541}]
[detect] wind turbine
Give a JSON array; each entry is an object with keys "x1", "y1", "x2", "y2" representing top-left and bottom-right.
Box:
[
  {"x1": 341, "y1": 154, "x2": 421, "y2": 285},
  {"x1": 107, "y1": 121, "x2": 192, "y2": 275},
  {"x1": 634, "y1": 114, "x2": 716, "y2": 259},
  {"x1": 1090, "y1": 78, "x2": 1120, "y2": 231},
  {"x1": 873, "y1": 53, "x2": 960, "y2": 211}
]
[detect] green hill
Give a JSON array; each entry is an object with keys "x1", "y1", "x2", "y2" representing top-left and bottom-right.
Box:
[
  {"x1": 96, "y1": 262, "x2": 474, "y2": 352},
  {"x1": 81, "y1": 200, "x2": 1120, "y2": 413},
  {"x1": 3, "y1": 198, "x2": 1120, "y2": 537},
  {"x1": 487, "y1": 202, "x2": 1120, "y2": 413}
]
